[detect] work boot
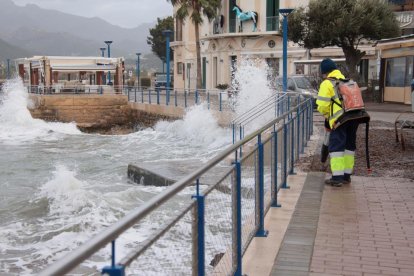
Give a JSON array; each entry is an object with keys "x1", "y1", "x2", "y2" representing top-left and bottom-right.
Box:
[
  {"x1": 324, "y1": 178, "x2": 343, "y2": 187},
  {"x1": 344, "y1": 174, "x2": 351, "y2": 184}
]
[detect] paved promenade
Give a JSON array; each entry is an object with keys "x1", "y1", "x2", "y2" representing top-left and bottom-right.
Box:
[
  {"x1": 310, "y1": 176, "x2": 414, "y2": 276},
  {"x1": 244, "y1": 104, "x2": 414, "y2": 276}
]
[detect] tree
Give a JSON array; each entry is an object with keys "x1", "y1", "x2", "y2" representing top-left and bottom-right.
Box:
[
  {"x1": 168, "y1": 0, "x2": 221, "y2": 89},
  {"x1": 147, "y1": 16, "x2": 175, "y2": 62},
  {"x1": 288, "y1": 0, "x2": 400, "y2": 80}
]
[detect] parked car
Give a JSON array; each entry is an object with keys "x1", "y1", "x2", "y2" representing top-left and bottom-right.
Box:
[
  {"x1": 275, "y1": 75, "x2": 318, "y2": 107},
  {"x1": 154, "y1": 73, "x2": 173, "y2": 88}
]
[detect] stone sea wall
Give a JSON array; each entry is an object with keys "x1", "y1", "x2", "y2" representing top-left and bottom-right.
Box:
[{"x1": 28, "y1": 94, "x2": 180, "y2": 133}]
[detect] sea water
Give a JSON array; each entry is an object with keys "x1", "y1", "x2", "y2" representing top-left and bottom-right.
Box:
[{"x1": 0, "y1": 57, "x2": 274, "y2": 275}]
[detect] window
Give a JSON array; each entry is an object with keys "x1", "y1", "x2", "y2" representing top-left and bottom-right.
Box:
[
  {"x1": 229, "y1": 0, "x2": 236, "y2": 33},
  {"x1": 386, "y1": 57, "x2": 407, "y2": 87},
  {"x1": 177, "y1": 62, "x2": 183, "y2": 74},
  {"x1": 266, "y1": 0, "x2": 279, "y2": 31},
  {"x1": 176, "y1": 18, "x2": 183, "y2": 41}
]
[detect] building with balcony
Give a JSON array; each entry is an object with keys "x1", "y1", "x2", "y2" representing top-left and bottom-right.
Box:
[{"x1": 170, "y1": 0, "x2": 380, "y2": 91}]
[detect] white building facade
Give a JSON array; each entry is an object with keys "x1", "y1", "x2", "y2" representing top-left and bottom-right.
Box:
[{"x1": 170, "y1": 0, "x2": 378, "y2": 91}]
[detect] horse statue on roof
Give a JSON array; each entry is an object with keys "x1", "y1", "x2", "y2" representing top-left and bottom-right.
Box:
[{"x1": 232, "y1": 5, "x2": 258, "y2": 32}]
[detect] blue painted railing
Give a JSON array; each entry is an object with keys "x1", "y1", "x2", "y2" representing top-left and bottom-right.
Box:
[{"x1": 38, "y1": 96, "x2": 313, "y2": 276}]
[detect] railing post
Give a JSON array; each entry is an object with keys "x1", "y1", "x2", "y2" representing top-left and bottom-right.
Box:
[
  {"x1": 175, "y1": 90, "x2": 178, "y2": 107},
  {"x1": 207, "y1": 92, "x2": 210, "y2": 110},
  {"x1": 157, "y1": 88, "x2": 160, "y2": 105},
  {"x1": 305, "y1": 104, "x2": 309, "y2": 146},
  {"x1": 219, "y1": 92, "x2": 222, "y2": 112},
  {"x1": 191, "y1": 179, "x2": 205, "y2": 276},
  {"x1": 256, "y1": 134, "x2": 268, "y2": 237},
  {"x1": 310, "y1": 100, "x2": 314, "y2": 135},
  {"x1": 301, "y1": 105, "x2": 305, "y2": 154},
  {"x1": 134, "y1": 88, "x2": 137, "y2": 102},
  {"x1": 101, "y1": 240, "x2": 125, "y2": 276},
  {"x1": 282, "y1": 120, "x2": 290, "y2": 189},
  {"x1": 271, "y1": 130, "x2": 281, "y2": 207},
  {"x1": 185, "y1": 90, "x2": 188, "y2": 108},
  {"x1": 297, "y1": 103, "x2": 301, "y2": 160},
  {"x1": 232, "y1": 161, "x2": 242, "y2": 276},
  {"x1": 149, "y1": 89, "x2": 151, "y2": 104},
  {"x1": 289, "y1": 118, "x2": 296, "y2": 175},
  {"x1": 195, "y1": 90, "x2": 199, "y2": 105},
  {"x1": 239, "y1": 125, "x2": 243, "y2": 159}
]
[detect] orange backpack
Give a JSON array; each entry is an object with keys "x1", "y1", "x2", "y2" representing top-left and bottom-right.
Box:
[{"x1": 329, "y1": 78, "x2": 365, "y2": 112}]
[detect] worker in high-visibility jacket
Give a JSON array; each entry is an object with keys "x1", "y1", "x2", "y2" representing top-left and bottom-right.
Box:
[{"x1": 316, "y1": 58, "x2": 359, "y2": 187}]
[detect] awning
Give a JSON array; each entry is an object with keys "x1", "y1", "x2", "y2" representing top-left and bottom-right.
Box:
[
  {"x1": 293, "y1": 58, "x2": 346, "y2": 64},
  {"x1": 50, "y1": 64, "x2": 117, "y2": 72}
]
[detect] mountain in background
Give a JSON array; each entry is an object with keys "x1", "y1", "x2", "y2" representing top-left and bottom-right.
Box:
[
  {"x1": 0, "y1": 0, "x2": 164, "y2": 71},
  {"x1": 0, "y1": 37, "x2": 31, "y2": 60}
]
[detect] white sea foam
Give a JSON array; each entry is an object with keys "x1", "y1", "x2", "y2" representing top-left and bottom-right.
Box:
[
  {"x1": 231, "y1": 57, "x2": 275, "y2": 133},
  {"x1": 154, "y1": 103, "x2": 230, "y2": 149},
  {"x1": 0, "y1": 78, "x2": 81, "y2": 145}
]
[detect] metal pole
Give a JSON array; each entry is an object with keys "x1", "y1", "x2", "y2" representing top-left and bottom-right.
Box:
[
  {"x1": 232, "y1": 161, "x2": 242, "y2": 276},
  {"x1": 105, "y1": 41, "x2": 113, "y2": 85},
  {"x1": 271, "y1": 131, "x2": 281, "y2": 207},
  {"x1": 279, "y1": 9, "x2": 294, "y2": 92},
  {"x1": 163, "y1": 30, "x2": 173, "y2": 104},
  {"x1": 256, "y1": 134, "x2": 268, "y2": 237},
  {"x1": 192, "y1": 179, "x2": 205, "y2": 276},
  {"x1": 136, "y1": 53, "x2": 141, "y2": 88},
  {"x1": 100, "y1": 48, "x2": 106, "y2": 85},
  {"x1": 7, "y1": 59, "x2": 10, "y2": 79}
]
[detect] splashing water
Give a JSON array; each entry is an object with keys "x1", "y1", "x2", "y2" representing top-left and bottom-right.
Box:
[
  {"x1": 0, "y1": 60, "x2": 277, "y2": 274},
  {"x1": 0, "y1": 78, "x2": 81, "y2": 145},
  {"x1": 155, "y1": 103, "x2": 230, "y2": 149},
  {"x1": 231, "y1": 57, "x2": 275, "y2": 134}
]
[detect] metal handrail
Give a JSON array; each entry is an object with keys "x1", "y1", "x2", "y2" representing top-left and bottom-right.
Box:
[{"x1": 39, "y1": 98, "x2": 311, "y2": 276}]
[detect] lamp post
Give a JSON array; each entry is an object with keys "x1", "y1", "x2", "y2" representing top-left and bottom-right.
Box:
[
  {"x1": 100, "y1": 47, "x2": 106, "y2": 57},
  {"x1": 136, "y1": 53, "x2": 141, "y2": 87},
  {"x1": 104, "y1": 41, "x2": 113, "y2": 85},
  {"x1": 279, "y1": 9, "x2": 294, "y2": 92},
  {"x1": 100, "y1": 48, "x2": 106, "y2": 85},
  {"x1": 6, "y1": 59, "x2": 10, "y2": 79},
  {"x1": 162, "y1": 30, "x2": 173, "y2": 103}
]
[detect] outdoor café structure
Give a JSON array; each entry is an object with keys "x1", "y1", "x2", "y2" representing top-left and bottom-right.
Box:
[{"x1": 16, "y1": 56, "x2": 125, "y2": 93}]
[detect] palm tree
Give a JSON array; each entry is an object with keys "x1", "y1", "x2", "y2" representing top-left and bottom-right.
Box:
[{"x1": 168, "y1": 0, "x2": 221, "y2": 89}]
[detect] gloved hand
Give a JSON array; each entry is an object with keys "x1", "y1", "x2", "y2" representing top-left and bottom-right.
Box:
[{"x1": 324, "y1": 119, "x2": 331, "y2": 132}]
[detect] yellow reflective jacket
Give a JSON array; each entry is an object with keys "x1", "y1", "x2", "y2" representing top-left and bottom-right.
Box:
[{"x1": 316, "y1": 69, "x2": 345, "y2": 129}]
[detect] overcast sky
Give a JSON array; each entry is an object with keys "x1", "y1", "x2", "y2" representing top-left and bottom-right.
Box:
[{"x1": 12, "y1": 0, "x2": 173, "y2": 28}]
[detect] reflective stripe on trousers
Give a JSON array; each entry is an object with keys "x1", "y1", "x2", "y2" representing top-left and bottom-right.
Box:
[
  {"x1": 344, "y1": 150, "x2": 355, "y2": 174},
  {"x1": 330, "y1": 151, "x2": 345, "y2": 176}
]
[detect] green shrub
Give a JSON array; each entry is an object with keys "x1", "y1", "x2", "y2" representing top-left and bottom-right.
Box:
[{"x1": 216, "y1": 83, "x2": 228, "y2": 90}]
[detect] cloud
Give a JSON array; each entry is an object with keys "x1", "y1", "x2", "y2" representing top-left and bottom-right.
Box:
[{"x1": 12, "y1": 0, "x2": 173, "y2": 28}]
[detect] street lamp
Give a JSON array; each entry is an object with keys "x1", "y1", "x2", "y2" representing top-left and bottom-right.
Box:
[
  {"x1": 99, "y1": 48, "x2": 106, "y2": 85},
  {"x1": 6, "y1": 59, "x2": 10, "y2": 79},
  {"x1": 279, "y1": 9, "x2": 294, "y2": 92},
  {"x1": 100, "y1": 47, "x2": 106, "y2": 57},
  {"x1": 162, "y1": 30, "x2": 173, "y2": 103},
  {"x1": 104, "y1": 40, "x2": 113, "y2": 85},
  {"x1": 136, "y1": 53, "x2": 141, "y2": 87}
]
